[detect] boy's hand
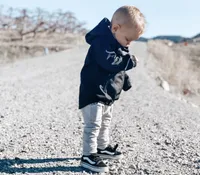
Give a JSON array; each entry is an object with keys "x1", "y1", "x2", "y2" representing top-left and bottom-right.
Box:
[
  {"x1": 117, "y1": 48, "x2": 138, "y2": 63},
  {"x1": 131, "y1": 55, "x2": 138, "y2": 63},
  {"x1": 130, "y1": 55, "x2": 138, "y2": 67},
  {"x1": 135, "y1": 56, "x2": 139, "y2": 62}
]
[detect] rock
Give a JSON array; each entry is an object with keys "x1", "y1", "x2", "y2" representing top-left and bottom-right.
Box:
[
  {"x1": 155, "y1": 77, "x2": 170, "y2": 91},
  {"x1": 61, "y1": 150, "x2": 66, "y2": 153},
  {"x1": 195, "y1": 153, "x2": 200, "y2": 157},
  {"x1": 139, "y1": 171, "x2": 145, "y2": 175},
  {"x1": 136, "y1": 163, "x2": 141, "y2": 170},
  {"x1": 175, "y1": 158, "x2": 182, "y2": 163},
  {"x1": 161, "y1": 80, "x2": 170, "y2": 91},
  {"x1": 129, "y1": 164, "x2": 136, "y2": 169},
  {"x1": 0, "y1": 148, "x2": 5, "y2": 152},
  {"x1": 190, "y1": 103, "x2": 198, "y2": 108},
  {"x1": 110, "y1": 165, "x2": 117, "y2": 171},
  {"x1": 171, "y1": 153, "x2": 178, "y2": 157},
  {"x1": 143, "y1": 168, "x2": 150, "y2": 174},
  {"x1": 182, "y1": 160, "x2": 189, "y2": 165},
  {"x1": 182, "y1": 88, "x2": 191, "y2": 95},
  {"x1": 164, "y1": 139, "x2": 171, "y2": 146},
  {"x1": 155, "y1": 142, "x2": 161, "y2": 145},
  {"x1": 128, "y1": 148, "x2": 135, "y2": 152},
  {"x1": 160, "y1": 147, "x2": 167, "y2": 151},
  {"x1": 136, "y1": 124, "x2": 142, "y2": 130},
  {"x1": 156, "y1": 169, "x2": 165, "y2": 174}
]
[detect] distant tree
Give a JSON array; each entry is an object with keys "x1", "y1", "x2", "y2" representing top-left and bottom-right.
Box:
[{"x1": 0, "y1": 6, "x2": 87, "y2": 40}]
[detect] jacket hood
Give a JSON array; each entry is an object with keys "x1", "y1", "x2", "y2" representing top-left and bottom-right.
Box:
[{"x1": 85, "y1": 18, "x2": 112, "y2": 45}]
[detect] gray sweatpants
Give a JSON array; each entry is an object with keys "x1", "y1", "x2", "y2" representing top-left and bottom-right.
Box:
[{"x1": 81, "y1": 103, "x2": 113, "y2": 156}]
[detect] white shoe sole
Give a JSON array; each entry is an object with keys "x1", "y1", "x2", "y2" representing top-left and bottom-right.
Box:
[
  {"x1": 80, "y1": 162, "x2": 109, "y2": 173},
  {"x1": 97, "y1": 153, "x2": 123, "y2": 160}
]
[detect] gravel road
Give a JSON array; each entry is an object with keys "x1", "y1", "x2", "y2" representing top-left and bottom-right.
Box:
[{"x1": 0, "y1": 42, "x2": 199, "y2": 175}]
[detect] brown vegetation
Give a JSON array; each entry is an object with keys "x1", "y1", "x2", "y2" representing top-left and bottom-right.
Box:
[
  {"x1": 147, "y1": 40, "x2": 200, "y2": 99},
  {"x1": 0, "y1": 6, "x2": 87, "y2": 63}
]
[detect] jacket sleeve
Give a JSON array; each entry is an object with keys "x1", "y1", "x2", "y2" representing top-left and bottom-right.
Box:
[
  {"x1": 123, "y1": 73, "x2": 132, "y2": 91},
  {"x1": 91, "y1": 39, "x2": 135, "y2": 73}
]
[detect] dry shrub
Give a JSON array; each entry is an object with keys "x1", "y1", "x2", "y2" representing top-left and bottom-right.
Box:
[
  {"x1": 0, "y1": 31, "x2": 85, "y2": 64},
  {"x1": 147, "y1": 40, "x2": 200, "y2": 96}
]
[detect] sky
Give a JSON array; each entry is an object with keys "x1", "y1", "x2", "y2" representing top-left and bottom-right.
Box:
[{"x1": 0, "y1": 0, "x2": 200, "y2": 38}]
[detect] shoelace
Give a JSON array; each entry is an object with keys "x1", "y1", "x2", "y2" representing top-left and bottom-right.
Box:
[{"x1": 91, "y1": 154, "x2": 103, "y2": 164}]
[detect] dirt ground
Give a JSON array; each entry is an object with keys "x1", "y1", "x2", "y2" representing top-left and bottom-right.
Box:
[{"x1": 0, "y1": 42, "x2": 199, "y2": 174}]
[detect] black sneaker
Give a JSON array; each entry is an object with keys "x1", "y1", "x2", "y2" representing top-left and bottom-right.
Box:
[
  {"x1": 97, "y1": 144, "x2": 123, "y2": 159},
  {"x1": 80, "y1": 153, "x2": 109, "y2": 173}
]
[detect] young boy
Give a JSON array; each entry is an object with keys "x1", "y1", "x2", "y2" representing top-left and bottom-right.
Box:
[{"x1": 78, "y1": 5, "x2": 145, "y2": 173}]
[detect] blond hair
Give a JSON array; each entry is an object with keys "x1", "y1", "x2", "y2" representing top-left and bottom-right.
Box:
[{"x1": 111, "y1": 6, "x2": 146, "y2": 34}]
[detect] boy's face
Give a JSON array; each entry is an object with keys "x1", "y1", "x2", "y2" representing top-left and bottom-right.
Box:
[{"x1": 111, "y1": 24, "x2": 141, "y2": 47}]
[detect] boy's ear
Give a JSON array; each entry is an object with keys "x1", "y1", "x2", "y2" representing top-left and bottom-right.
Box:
[{"x1": 111, "y1": 24, "x2": 120, "y2": 33}]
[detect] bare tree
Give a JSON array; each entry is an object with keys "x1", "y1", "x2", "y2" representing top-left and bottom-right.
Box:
[{"x1": 0, "y1": 6, "x2": 87, "y2": 40}]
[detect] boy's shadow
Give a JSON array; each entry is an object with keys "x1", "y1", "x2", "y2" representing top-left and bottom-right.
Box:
[{"x1": 0, "y1": 157, "x2": 88, "y2": 174}]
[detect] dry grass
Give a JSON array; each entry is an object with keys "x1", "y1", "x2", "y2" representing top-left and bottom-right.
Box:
[
  {"x1": 0, "y1": 30, "x2": 84, "y2": 64},
  {"x1": 146, "y1": 40, "x2": 200, "y2": 98}
]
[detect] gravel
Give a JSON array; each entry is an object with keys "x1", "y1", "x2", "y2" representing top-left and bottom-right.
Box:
[{"x1": 0, "y1": 42, "x2": 199, "y2": 175}]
